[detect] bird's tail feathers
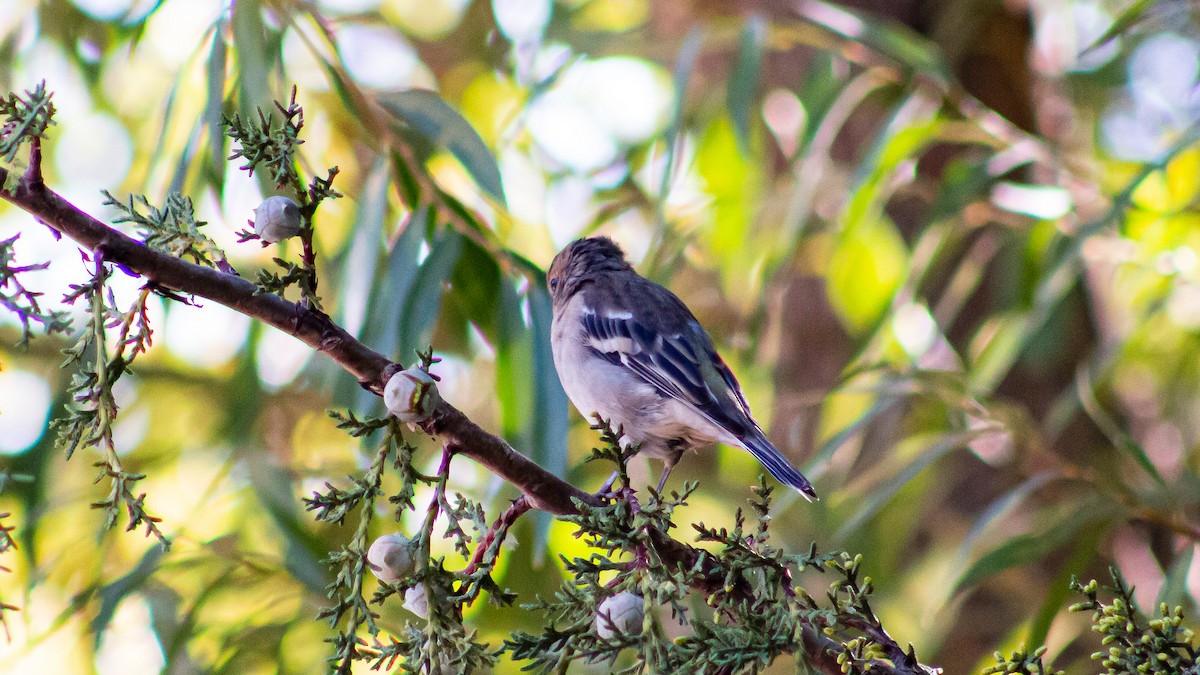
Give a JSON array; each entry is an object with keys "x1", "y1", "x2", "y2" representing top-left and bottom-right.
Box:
[{"x1": 741, "y1": 431, "x2": 818, "y2": 501}]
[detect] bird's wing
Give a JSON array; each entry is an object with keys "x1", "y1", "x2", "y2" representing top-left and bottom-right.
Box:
[
  {"x1": 578, "y1": 280, "x2": 754, "y2": 438},
  {"x1": 577, "y1": 275, "x2": 818, "y2": 500}
]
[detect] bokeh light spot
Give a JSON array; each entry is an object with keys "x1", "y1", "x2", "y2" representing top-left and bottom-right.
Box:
[
  {"x1": 493, "y1": 0, "x2": 551, "y2": 44},
  {"x1": 337, "y1": 24, "x2": 418, "y2": 89},
  {"x1": 164, "y1": 302, "x2": 250, "y2": 369},
  {"x1": 94, "y1": 594, "x2": 165, "y2": 675},
  {"x1": 257, "y1": 328, "x2": 315, "y2": 390},
  {"x1": 0, "y1": 369, "x2": 52, "y2": 455}
]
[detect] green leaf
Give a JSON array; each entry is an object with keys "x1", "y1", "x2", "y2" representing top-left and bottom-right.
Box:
[
  {"x1": 926, "y1": 155, "x2": 1004, "y2": 224},
  {"x1": 494, "y1": 279, "x2": 530, "y2": 440},
  {"x1": 967, "y1": 311, "x2": 1029, "y2": 395},
  {"x1": 844, "y1": 113, "x2": 943, "y2": 229},
  {"x1": 795, "y1": 51, "x2": 840, "y2": 152},
  {"x1": 449, "y1": 238, "x2": 502, "y2": 341},
  {"x1": 658, "y1": 27, "x2": 705, "y2": 210},
  {"x1": 335, "y1": 157, "x2": 390, "y2": 340},
  {"x1": 231, "y1": 1, "x2": 275, "y2": 117},
  {"x1": 371, "y1": 206, "x2": 428, "y2": 361},
  {"x1": 938, "y1": 471, "x2": 1059, "y2": 612},
  {"x1": 727, "y1": 14, "x2": 766, "y2": 155},
  {"x1": 90, "y1": 545, "x2": 165, "y2": 647},
  {"x1": 333, "y1": 205, "x2": 426, "y2": 410},
  {"x1": 806, "y1": 395, "x2": 893, "y2": 478},
  {"x1": 378, "y1": 90, "x2": 506, "y2": 206},
  {"x1": 527, "y1": 282, "x2": 568, "y2": 564},
  {"x1": 390, "y1": 148, "x2": 422, "y2": 207},
  {"x1": 954, "y1": 471, "x2": 1059, "y2": 575},
  {"x1": 1075, "y1": 364, "x2": 1166, "y2": 487},
  {"x1": 313, "y1": 52, "x2": 372, "y2": 131},
  {"x1": 797, "y1": 0, "x2": 950, "y2": 81},
  {"x1": 489, "y1": 268, "x2": 566, "y2": 565},
  {"x1": 835, "y1": 429, "x2": 981, "y2": 541},
  {"x1": 1156, "y1": 543, "x2": 1194, "y2": 610},
  {"x1": 952, "y1": 500, "x2": 1115, "y2": 594},
  {"x1": 205, "y1": 19, "x2": 228, "y2": 182},
  {"x1": 1027, "y1": 524, "x2": 1103, "y2": 649},
  {"x1": 222, "y1": 321, "x2": 266, "y2": 441},
  {"x1": 1080, "y1": 0, "x2": 1154, "y2": 56},
  {"x1": 399, "y1": 226, "x2": 463, "y2": 361},
  {"x1": 244, "y1": 453, "x2": 329, "y2": 594}
]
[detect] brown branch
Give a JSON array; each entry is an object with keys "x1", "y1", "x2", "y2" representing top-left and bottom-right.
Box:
[
  {"x1": 0, "y1": 164, "x2": 594, "y2": 511},
  {"x1": 0, "y1": 165, "x2": 935, "y2": 675}
]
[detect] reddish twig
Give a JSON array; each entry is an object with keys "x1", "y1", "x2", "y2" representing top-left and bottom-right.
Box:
[
  {"x1": 463, "y1": 494, "x2": 532, "y2": 576},
  {"x1": 0, "y1": 162, "x2": 934, "y2": 675}
]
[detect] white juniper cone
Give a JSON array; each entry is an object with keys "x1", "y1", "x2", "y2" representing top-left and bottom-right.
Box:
[
  {"x1": 366, "y1": 533, "x2": 416, "y2": 583},
  {"x1": 253, "y1": 195, "x2": 302, "y2": 242},
  {"x1": 404, "y1": 583, "x2": 431, "y2": 619},
  {"x1": 384, "y1": 367, "x2": 441, "y2": 424},
  {"x1": 593, "y1": 592, "x2": 643, "y2": 639}
]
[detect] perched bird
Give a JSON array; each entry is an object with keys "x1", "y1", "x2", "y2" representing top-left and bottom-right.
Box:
[{"x1": 547, "y1": 236, "x2": 817, "y2": 500}]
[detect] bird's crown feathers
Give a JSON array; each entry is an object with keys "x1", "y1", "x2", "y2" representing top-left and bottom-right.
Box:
[{"x1": 547, "y1": 236, "x2": 633, "y2": 302}]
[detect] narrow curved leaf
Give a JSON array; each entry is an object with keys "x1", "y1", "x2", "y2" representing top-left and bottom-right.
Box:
[
  {"x1": 231, "y1": 1, "x2": 275, "y2": 117},
  {"x1": 835, "y1": 428, "x2": 983, "y2": 541},
  {"x1": 1027, "y1": 524, "x2": 1104, "y2": 649},
  {"x1": 333, "y1": 205, "x2": 425, "y2": 409},
  {"x1": 205, "y1": 19, "x2": 228, "y2": 180},
  {"x1": 528, "y1": 282, "x2": 568, "y2": 564},
  {"x1": 399, "y1": 226, "x2": 463, "y2": 360},
  {"x1": 449, "y1": 237, "x2": 501, "y2": 341},
  {"x1": 336, "y1": 157, "x2": 389, "y2": 340},
  {"x1": 1076, "y1": 363, "x2": 1165, "y2": 486},
  {"x1": 658, "y1": 27, "x2": 706, "y2": 209},
  {"x1": 1081, "y1": 0, "x2": 1154, "y2": 55},
  {"x1": 1155, "y1": 542, "x2": 1194, "y2": 610},
  {"x1": 797, "y1": 0, "x2": 950, "y2": 82},
  {"x1": 727, "y1": 15, "x2": 766, "y2": 155},
  {"x1": 90, "y1": 546, "x2": 165, "y2": 646},
  {"x1": 952, "y1": 500, "x2": 1117, "y2": 594},
  {"x1": 379, "y1": 90, "x2": 506, "y2": 206}
]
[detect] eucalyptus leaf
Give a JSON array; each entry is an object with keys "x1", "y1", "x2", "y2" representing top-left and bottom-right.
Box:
[
  {"x1": 333, "y1": 205, "x2": 426, "y2": 411},
  {"x1": 231, "y1": 1, "x2": 274, "y2": 117},
  {"x1": 90, "y1": 545, "x2": 165, "y2": 646},
  {"x1": 798, "y1": 0, "x2": 950, "y2": 81},
  {"x1": 399, "y1": 226, "x2": 463, "y2": 361},
  {"x1": 835, "y1": 428, "x2": 984, "y2": 541},
  {"x1": 336, "y1": 157, "x2": 390, "y2": 340},
  {"x1": 727, "y1": 15, "x2": 766, "y2": 155},
  {"x1": 379, "y1": 90, "x2": 506, "y2": 206},
  {"x1": 658, "y1": 27, "x2": 706, "y2": 209},
  {"x1": 449, "y1": 238, "x2": 502, "y2": 341},
  {"x1": 1027, "y1": 525, "x2": 1104, "y2": 649},
  {"x1": 528, "y1": 282, "x2": 568, "y2": 563},
  {"x1": 953, "y1": 500, "x2": 1116, "y2": 594},
  {"x1": 205, "y1": 20, "x2": 228, "y2": 181},
  {"x1": 1156, "y1": 543, "x2": 1194, "y2": 610}
]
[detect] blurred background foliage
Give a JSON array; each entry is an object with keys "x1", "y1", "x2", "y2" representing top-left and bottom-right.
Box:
[{"x1": 0, "y1": 0, "x2": 1199, "y2": 672}]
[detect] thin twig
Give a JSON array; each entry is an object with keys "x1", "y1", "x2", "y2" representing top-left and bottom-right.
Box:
[
  {"x1": 0, "y1": 162, "x2": 935, "y2": 675},
  {"x1": 464, "y1": 494, "x2": 531, "y2": 576}
]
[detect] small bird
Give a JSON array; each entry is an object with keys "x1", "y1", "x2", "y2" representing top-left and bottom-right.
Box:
[{"x1": 547, "y1": 236, "x2": 817, "y2": 500}]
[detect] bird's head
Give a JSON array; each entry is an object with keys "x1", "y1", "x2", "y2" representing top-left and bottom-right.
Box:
[{"x1": 546, "y1": 236, "x2": 632, "y2": 304}]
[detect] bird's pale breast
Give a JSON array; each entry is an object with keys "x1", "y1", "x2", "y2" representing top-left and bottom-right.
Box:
[{"x1": 551, "y1": 295, "x2": 732, "y2": 458}]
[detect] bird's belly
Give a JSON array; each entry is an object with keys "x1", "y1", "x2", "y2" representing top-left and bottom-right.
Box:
[
  {"x1": 553, "y1": 340, "x2": 652, "y2": 432},
  {"x1": 551, "y1": 323, "x2": 728, "y2": 458}
]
